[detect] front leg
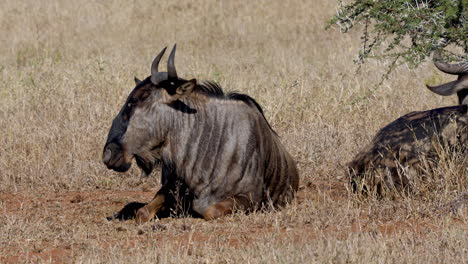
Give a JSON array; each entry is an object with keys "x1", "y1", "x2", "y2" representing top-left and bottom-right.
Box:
[
  {"x1": 134, "y1": 164, "x2": 180, "y2": 223},
  {"x1": 135, "y1": 193, "x2": 165, "y2": 223},
  {"x1": 134, "y1": 161, "x2": 171, "y2": 223}
]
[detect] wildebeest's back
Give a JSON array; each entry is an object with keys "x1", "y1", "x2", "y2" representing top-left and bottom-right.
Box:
[{"x1": 348, "y1": 105, "x2": 467, "y2": 191}]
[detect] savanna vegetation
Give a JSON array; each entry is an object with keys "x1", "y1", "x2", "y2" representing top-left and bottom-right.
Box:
[{"x1": 0, "y1": 0, "x2": 466, "y2": 263}]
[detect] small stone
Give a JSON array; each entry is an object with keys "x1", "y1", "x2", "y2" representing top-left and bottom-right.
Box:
[
  {"x1": 70, "y1": 194, "x2": 84, "y2": 203},
  {"x1": 116, "y1": 226, "x2": 126, "y2": 232}
]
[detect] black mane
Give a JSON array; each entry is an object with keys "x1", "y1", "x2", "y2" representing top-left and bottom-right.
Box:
[
  {"x1": 196, "y1": 81, "x2": 225, "y2": 97},
  {"x1": 197, "y1": 81, "x2": 265, "y2": 115}
]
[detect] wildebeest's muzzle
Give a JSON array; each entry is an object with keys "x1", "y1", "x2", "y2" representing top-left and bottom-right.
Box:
[
  {"x1": 103, "y1": 106, "x2": 133, "y2": 172},
  {"x1": 102, "y1": 142, "x2": 132, "y2": 172}
]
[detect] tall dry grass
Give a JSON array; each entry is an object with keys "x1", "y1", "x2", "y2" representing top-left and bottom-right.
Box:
[{"x1": 0, "y1": 0, "x2": 466, "y2": 263}]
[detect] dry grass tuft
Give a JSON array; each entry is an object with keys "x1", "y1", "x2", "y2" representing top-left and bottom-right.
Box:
[{"x1": 0, "y1": 0, "x2": 466, "y2": 263}]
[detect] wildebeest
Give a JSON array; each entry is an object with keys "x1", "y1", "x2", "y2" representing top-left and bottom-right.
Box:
[
  {"x1": 102, "y1": 45, "x2": 299, "y2": 222},
  {"x1": 347, "y1": 54, "x2": 467, "y2": 195}
]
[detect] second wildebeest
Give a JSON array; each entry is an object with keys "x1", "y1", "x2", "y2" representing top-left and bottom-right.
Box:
[
  {"x1": 348, "y1": 53, "x2": 467, "y2": 196},
  {"x1": 102, "y1": 45, "x2": 299, "y2": 222}
]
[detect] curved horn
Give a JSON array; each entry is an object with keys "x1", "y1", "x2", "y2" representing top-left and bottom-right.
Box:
[
  {"x1": 426, "y1": 81, "x2": 458, "y2": 96},
  {"x1": 151, "y1": 47, "x2": 167, "y2": 76},
  {"x1": 167, "y1": 44, "x2": 178, "y2": 79},
  {"x1": 433, "y1": 51, "x2": 468, "y2": 75},
  {"x1": 151, "y1": 47, "x2": 167, "y2": 84}
]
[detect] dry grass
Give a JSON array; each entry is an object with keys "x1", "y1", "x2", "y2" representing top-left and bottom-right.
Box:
[{"x1": 0, "y1": 0, "x2": 466, "y2": 263}]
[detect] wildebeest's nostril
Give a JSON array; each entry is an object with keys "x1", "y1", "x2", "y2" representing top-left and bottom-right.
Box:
[{"x1": 103, "y1": 148, "x2": 112, "y2": 164}]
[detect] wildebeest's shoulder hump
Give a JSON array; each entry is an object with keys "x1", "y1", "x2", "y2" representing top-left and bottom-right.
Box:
[
  {"x1": 227, "y1": 92, "x2": 265, "y2": 115},
  {"x1": 198, "y1": 81, "x2": 276, "y2": 134},
  {"x1": 197, "y1": 81, "x2": 265, "y2": 115},
  {"x1": 228, "y1": 92, "x2": 277, "y2": 134}
]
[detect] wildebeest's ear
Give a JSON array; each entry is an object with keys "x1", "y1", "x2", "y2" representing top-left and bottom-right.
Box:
[
  {"x1": 134, "y1": 77, "x2": 142, "y2": 85},
  {"x1": 176, "y1": 79, "x2": 196, "y2": 97}
]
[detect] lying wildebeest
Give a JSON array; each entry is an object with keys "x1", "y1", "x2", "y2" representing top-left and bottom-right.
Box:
[
  {"x1": 102, "y1": 45, "x2": 299, "y2": 222},
  {"x1": 348, "y1": 54, "x2": 467, "y2": 195}
]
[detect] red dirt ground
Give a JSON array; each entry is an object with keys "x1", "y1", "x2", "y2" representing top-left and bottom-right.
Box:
[{"x1": 0, "y1": 181, "x2": 465, "y2": 263}]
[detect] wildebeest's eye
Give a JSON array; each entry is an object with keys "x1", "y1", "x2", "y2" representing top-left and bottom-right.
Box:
[{"x1": 127, "y1": 103, "x2": 132, "y2": 108}]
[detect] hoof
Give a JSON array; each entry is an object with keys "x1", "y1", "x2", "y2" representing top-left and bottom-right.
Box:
[
  {"x1": 203, "y1": 206, "x2": 223, "y2": 220},
  {"x1": 135, "y1": 206, "x2": 152, "y2": 224}
]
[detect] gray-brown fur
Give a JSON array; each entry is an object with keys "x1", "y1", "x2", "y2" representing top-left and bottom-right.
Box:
[
  {"x1": 348, "y1": 105, "x2": 467, "y2": 194},
  {"x1": 103, "y1": 46, "x2": 299, "y2": 220},
  {"x1": 348, "y1": 53, "x2": 467, "y2": 195}
]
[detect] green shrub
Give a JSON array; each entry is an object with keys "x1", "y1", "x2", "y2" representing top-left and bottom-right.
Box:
[{"x1": 328, "y1": 0, "x2": 467, "y2": 68}]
